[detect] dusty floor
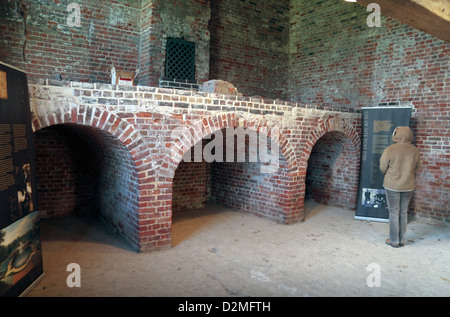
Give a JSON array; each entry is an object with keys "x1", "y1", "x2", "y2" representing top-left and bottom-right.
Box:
[{"x1": 26, "y1": 200, "x2": 449, "y2": 297}]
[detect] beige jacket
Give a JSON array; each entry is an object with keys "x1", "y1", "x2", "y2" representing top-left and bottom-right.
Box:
[{"x1": 379, "y1": 126, "x2": 420, "y2": 191}]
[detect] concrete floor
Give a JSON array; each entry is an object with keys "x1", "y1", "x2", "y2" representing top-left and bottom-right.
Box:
[{"x1": 26, "y1": 200, "x2": 449, "y2": 297}]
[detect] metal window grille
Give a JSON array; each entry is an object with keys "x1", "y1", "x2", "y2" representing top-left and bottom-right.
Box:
[{"x1": 165, "y1": 39, "x2": 196, "y2": 81}]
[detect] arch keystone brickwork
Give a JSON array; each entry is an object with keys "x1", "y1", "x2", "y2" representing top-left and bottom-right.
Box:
[{"x1": 301, "y1": 116, "x2": 360, "y2": 168}]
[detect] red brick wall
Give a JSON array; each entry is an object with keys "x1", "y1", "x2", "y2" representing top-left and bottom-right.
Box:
[
  {"x1": 289, "y1": 1, "x2": 449, "y2": 223},
  {"x1": 0, "y1": 0, "x2": 288, "y2": 97},
  {"x1": 0, "y1": 0, "x2": 140, "y2": 84},
  {"x1": 210, "y1": 155, "x2": 294, "y2": 223},
  {"x1": 33, "y1": 125, "x2": 95, "y2": 217},
  {"x1": 173, "y1": 160, "x2": 210, "y2": 211},
  {"x1": 139, "y1": 0, "x2": 211, "y2": 87},
  {"x1": 209, "y1": 0, "x2": 290, "y2": 99},
  {"x1": 29, "y1": 82, "x2": 361, "y2": 251},
  {"x1": 172, "y1": 129, "x2": 300, "y2": 224}
]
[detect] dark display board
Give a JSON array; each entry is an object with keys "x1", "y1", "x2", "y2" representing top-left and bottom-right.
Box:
[
  {"x1": 355, "y1": 107, "x2": 412, "y2": 222},
  {"x1": 0, "y1": 62, "x2": 43, "y2": 296}
]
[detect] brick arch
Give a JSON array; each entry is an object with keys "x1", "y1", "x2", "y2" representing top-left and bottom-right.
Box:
[
  {"x1": 300, "y1": 116, "x2": 361, "y2": 213},
  {"x1": 166, "y1": 112, "x2": 299, "y2": 177},
  {"x1": 153, "y1": 112, "x2": 304, "y2": 248},
  {"x1": 31, "y1": 105, "x2": 140, "y2": 148},
  {"x1": 31, "y1": 104, "x2": 149, "y2": 251},
  {"x1": 300, "y1": 116, "x2": 360, "y2": 168}
]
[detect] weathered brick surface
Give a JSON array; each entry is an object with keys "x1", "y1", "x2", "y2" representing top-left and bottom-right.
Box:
[
  {"x1": 0, "y1": 0, "x2": 140, "y2": 84},
  {"x1": 172, "y1": 144, "x2": 210, "y2": 211},
  {"x1": 209, "y1": 0, "x2": 290, "y2": 99},
  {"x1": 29, "y1": 82, "x2": 361, "y2": 251},
  {"x1": 139, "y1": 0, "x2": 211, "y2": 87},
  {"x1": 2, "y1": 0, "x2": 448, "y2": 251},
  {"x1": 289, "y1": 1, "x2": 449, "y2": 225},
  {"x1": 209, "y1": 136, "x2": 299, "y2": 224},
  {"x1": 1, "y1": 0, "x2": 288, "y2": 98},
  {"x1": 33, "y1": 126, "x2": 96, "y2": 218}
]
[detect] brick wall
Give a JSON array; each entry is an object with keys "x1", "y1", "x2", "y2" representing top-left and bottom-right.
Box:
[
  {"x1": 33, "y1": 125, "x2": 95, "y2": 218},
  {"x1": 172, "y1": 145, "x2": 211, "y2": 211},
  {"x1": 289, "y1": 0, "x2": 449, "y2": 224},
  {"x1": 82, "y1": 124, "x2": 140, "y2": 240},
  {"x1": 139, "y1": 0, "x2": 211, "y2": 87},
  {"x1": 209, "y1": 0, "x2": 290, "y2": 99},
  {"x1": 0, "y1": 0, "x2": 213, "y2": 87},
  {"x1": 0, "y1": 0, "x2": 140, "y2": 84},
  {"x1": 210, "y1": 152, "x2": 294, "y2": 223},
  {"x1": 29, "y1": 82, "x2": 361, "y2": 251},
  {"x1": 1, "y1": 0, "x2": 288, "y2": 98}
]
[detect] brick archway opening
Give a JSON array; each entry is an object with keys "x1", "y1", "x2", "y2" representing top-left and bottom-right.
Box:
[
  {"x1": 173, "y1": 127, "x2": 293, "y2": 213},
  {"x1": 167, "y1": 114, "x2": 303, "y2": 247},
  {"x1": 304, "y1": 129, "x2": 360, "y2": 217},
  {"x1": 33, "y1": 123, "x2": 140, "y2": 250}
]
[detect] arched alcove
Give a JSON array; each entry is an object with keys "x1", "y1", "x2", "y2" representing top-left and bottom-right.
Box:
[
  {"x1": 300, "y1": 117, "x2": 361, "y2": 219},
  {"x1": 165, "y1": 114, "x2": 303, "y2": 246},
  {"x1": 33, "y1": 123, "x2": 140, "y2": 249},
  {"x1": 305, "y1": 130, "x2": 359, "y2": 210}
]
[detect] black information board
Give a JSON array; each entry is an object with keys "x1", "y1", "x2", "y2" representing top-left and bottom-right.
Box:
[
  {"x1": 0, "y1": 62, "x2": 43, "y2": 297},
  {"x1": 355, "y1": 107, "x2": 412, "y2": 222}
]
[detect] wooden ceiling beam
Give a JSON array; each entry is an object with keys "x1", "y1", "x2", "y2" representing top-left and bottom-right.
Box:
[{"x1": 357, "y1": 0, "x2": 450, "y2": 42}]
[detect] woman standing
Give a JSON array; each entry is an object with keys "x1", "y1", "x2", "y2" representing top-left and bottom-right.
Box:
[{"x1": 379, "y1": 126, "x2": 420, "y2": 248}]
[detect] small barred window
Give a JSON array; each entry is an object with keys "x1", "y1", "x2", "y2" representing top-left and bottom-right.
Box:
[{"x1": 165, "y1": 39, "x2": 196, "y2": 81}]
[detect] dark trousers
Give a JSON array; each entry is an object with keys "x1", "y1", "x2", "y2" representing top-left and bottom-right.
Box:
[{"x1": 385, "y1": 189, "x2": 414, "y2": 246}]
